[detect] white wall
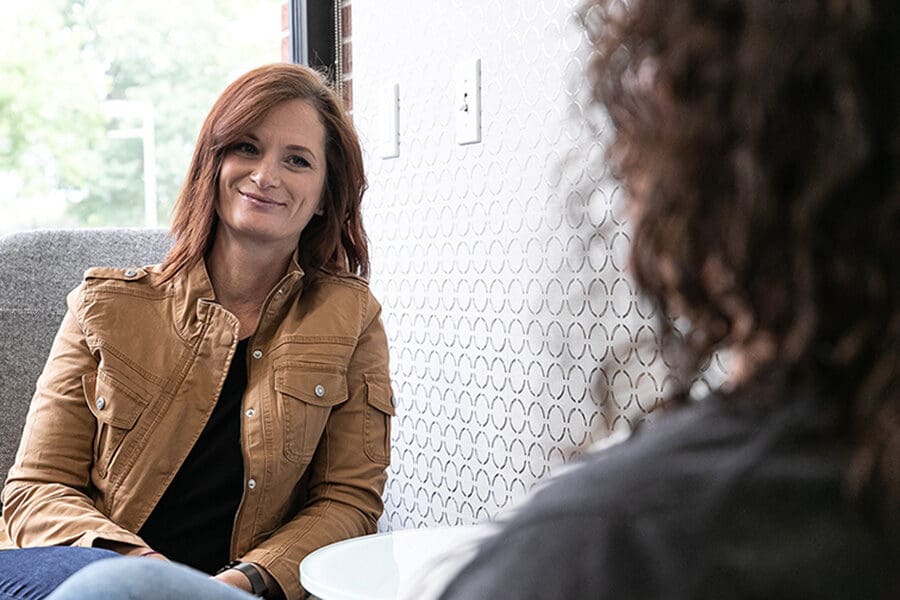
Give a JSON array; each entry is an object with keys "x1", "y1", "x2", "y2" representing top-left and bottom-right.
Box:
[{"x1": 352, "y1": 0, "x2": 676, "y2": 530}]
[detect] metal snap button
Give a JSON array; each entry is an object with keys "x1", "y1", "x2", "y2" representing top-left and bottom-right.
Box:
[
  {"x1": 124, "y1": 269, "x2": 137, "y2": 278},
  {"x1": 247, "y1": 479, "x2": 257, "y2": 490},
  {"x1": 314, "y1": 384, "x2": 326, "y2": 398},
  {"x1": 95, "y1": 396, "x2": 106, "y2": 410},
  {"x1": 252, "y1": 350, "x2": 263, "y2": 359},
  {"x1": 245, "y1": 408, "x2": 255, "y2": 418}
]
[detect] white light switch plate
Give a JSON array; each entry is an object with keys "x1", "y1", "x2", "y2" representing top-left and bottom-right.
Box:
[
  {"x1": 380, "y1": 83, "x2": 400, "y2": 159},
  {"x1": 455, "y1": 59, "x2": 481, "y2": 145}
]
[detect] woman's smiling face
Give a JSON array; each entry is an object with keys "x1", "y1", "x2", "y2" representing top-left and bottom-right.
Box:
[{"x1": 215, "y1": 98, "x2": 327, "y2": 251}]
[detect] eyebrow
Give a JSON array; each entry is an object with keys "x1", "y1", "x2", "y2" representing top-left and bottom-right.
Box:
[
  {"x1": 244, "y1": 134, "x2": 319, "y2": 159},
  {"x1": 285, "y1": 144, "x2": 317, "y2": 156}
]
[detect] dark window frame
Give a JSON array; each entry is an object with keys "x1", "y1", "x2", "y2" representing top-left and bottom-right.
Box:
[{"x1": 290, "y1": 0, "x2": 336, "y2": 78}]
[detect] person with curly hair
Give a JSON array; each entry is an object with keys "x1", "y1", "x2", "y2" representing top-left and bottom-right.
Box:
[{"x1": 439, "y1": 0, "x2": 899, "y2": 598}]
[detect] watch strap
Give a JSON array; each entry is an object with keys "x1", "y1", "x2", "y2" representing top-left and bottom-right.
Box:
[{"x1": 222, "y1": 561, "x2": 268, "y2": 597}]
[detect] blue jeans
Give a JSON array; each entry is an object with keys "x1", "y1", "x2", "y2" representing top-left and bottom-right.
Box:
[
  {"x1": 0, "y1": 547, "x2": 118, "y2": 600},
  {"x1": 45, "y1": 557, "x2": 258, "y2": 600}
]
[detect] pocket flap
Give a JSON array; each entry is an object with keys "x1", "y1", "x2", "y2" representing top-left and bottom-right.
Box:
[
  {"x1": 364, "y1": 374, "x2": 395, "y2": 416},
  {"x1": 82, "y1": 370, "x2": 148, "y2": 429},
  {"x1": 275, "y1": 366, "x2": 348, "y2": 407}
]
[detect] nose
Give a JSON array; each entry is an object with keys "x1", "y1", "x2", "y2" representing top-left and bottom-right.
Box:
[{"x1": 250, "y1": 156, "x2": 281, "y2": 190}]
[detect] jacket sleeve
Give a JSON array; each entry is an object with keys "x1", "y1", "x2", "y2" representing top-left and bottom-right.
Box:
[
  {"x1": 242, "y1": 290, "x2": 394, "y2": 600},
  {"x1": 1, "y1": 287, "x2": 148, "y2": 550}
]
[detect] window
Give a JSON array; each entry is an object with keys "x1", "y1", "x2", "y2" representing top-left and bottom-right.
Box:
[{"x1": 0, "y1": 0, "x2": 284, "y2": 233}]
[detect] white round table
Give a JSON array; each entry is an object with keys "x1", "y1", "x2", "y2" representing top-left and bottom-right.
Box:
[{"x1": 299, "y1": 525, "x2": 492, "y2": 600}]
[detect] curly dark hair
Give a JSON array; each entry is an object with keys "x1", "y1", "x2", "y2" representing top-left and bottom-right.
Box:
[{"x1": 582, "y1": 0, "x2": 899, "y2": 500}]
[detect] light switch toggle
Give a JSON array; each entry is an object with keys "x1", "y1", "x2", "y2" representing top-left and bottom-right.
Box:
[
  {"x1": 455, "y1": 58, "x2": 481, "y2": 145},
  {"x1": 380, "y1": 83, "x2": 400, "y2": 159}
]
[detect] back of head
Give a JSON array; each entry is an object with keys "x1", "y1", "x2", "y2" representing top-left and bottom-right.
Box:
[
  {"x1": 582, "y1": 0, "x2": 899, "y2": 499},
  {"x1": 162, "y1": 63, "x2": 368, "y2": 281}
]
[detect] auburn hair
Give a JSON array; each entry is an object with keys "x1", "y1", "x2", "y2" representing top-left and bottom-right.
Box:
[
  {"x1": 160, "y1": 63, "x2": 369, "y2": 281},
  {"x1": 582, "y1": 0, "x2": 899, "y2": 499}
]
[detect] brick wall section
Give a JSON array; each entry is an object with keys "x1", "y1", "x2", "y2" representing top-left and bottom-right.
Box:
[
  {"x1": 341, "y1": 1, "x2": 353, "y2": 112},
  {"x1": 281, "y1": 1, "x2": 290, "y2": 62}
]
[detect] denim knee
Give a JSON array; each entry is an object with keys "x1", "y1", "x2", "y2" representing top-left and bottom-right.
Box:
[
  {"x1": 0, "y1": 547, "x2": 118, "y2": 600},
  {"x1": 46, "y1": 557, "x2": 257, "y2": 600}
]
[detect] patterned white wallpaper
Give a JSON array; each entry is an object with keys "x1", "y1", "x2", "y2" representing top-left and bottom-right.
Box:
[{"x1": 352, "y1": 0, "x2": 696, "y2": 530}]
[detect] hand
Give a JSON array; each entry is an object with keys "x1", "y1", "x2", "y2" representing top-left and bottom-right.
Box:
[
  {"x1": 213, "y1": 568, "x2": 253, "y2": 593},
  {"x1": 213, "y1": 564, "x2": 282, "y2": 598}
]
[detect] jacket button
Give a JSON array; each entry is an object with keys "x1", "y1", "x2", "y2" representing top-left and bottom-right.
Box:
[
  {"x1": 245, "y1": 408, "x2": 255, "y2": 418},
  {"x1": 247, "y1": 479, "x2": 257, "y2": 490},
  {"x1": 252, "y1": 350, "x2": 263, "y2": 359},
  {"x1": 95, "y1": 397, "x2": 106, "y2": 410},
  {"x1": 124, "y1": 269, "x2": 137, "y2": 278},
  {"x1": 314, "y1": 384, "x2": 326, "y2": 398}
]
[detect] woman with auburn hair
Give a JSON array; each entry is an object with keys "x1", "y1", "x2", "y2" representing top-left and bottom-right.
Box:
[
  {"x1": 436, "y1": 0, "x2": 898, "y2": 599},
  {"x1": 0, "y1": 63, "x2": 393, "y2": 600}
]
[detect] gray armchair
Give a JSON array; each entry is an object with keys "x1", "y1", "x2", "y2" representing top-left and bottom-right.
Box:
[{"x1": 0, "y1": 228, "x2": 171, "y2": 487}]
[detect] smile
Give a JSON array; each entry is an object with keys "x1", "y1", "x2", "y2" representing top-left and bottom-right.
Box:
[{"x1": 239, "y1": 191, "x2": 285, "y2": 207}]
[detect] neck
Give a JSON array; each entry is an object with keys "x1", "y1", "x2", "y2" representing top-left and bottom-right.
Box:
[{"x1": 206, "y1": 231, "x2": 295, "y2": 311}]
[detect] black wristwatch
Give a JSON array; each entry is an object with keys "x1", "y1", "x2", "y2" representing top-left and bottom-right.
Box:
[{"x1": 218, "y1": 560, "x2": 268, "y2": 597}]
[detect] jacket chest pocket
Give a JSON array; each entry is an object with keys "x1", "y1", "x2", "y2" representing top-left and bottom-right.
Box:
[
  {"x1": 274, "y1": 366, "x2": 348, "y2": 463},
  {"x1": 82, "y1": 370, "x2": 149, "y2": 479}
]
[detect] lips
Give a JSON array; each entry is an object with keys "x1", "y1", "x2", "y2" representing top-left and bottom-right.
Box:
[{"x1": 239, "y1": 191, "x2": 285, "y2": 207}]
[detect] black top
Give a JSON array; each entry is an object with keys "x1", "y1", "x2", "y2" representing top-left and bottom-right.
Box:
[
  {"x1": 439, "y1": 393, "x2": 898, "y2": 600},
  {"x1": 139, "y1": 339, "x2": 248, "y2": 574}
]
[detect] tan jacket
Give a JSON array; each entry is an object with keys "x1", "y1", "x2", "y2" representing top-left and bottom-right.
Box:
[{"x1": 0, "y1": 256, "x2": 394, "y2": 600}]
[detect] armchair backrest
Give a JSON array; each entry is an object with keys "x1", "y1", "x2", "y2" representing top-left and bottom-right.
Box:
[{"x1": 0, "y1": 228, "x2": 171, "y2": 489}]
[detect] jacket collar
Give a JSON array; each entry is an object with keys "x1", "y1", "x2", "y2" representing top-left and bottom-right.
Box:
[{"x1": 171, "y1": 250, "x2": 306, "y2": 339}]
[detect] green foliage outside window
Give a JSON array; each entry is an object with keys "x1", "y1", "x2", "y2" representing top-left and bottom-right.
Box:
[{"x1": 0, "y1": 0, "x2": 281, "y2": 232}]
